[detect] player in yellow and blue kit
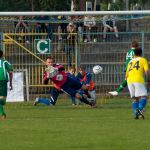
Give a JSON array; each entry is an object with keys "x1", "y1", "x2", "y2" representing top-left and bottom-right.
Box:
[
  {"x1": 126, "y1": 47, "x2": 150, "y2": 119},
  {"x1": 109, "y1": 41, "x2": 139, "y2": 96}
]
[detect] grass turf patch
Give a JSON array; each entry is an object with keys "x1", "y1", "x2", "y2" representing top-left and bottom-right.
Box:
[{"x1": 0, "y1": 98, "x2": 150, "y2": 150}]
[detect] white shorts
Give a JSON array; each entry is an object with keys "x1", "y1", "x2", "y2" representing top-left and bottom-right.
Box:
[{"x1": 128, "y1": 82, "x2": 147, "y2": 98}]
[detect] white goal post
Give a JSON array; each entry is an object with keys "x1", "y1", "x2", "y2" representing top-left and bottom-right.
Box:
[{"x1": 0, "y1": 10, "x2": 150, "y2": 16}]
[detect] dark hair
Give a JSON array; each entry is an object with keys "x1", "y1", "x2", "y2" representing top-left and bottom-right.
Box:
[
  {"x1": 131, "y1": 41, "x2": 139, "y2": 48},
  {"x1": 134, "y1": 47, "x2": 142, "y2": 56},
  {"x1": 68, "y1": 66, "x2": 76, "y2": 72},
  {"x1": 79, "y1": 65, "x2": 86, "y2": 71},
  {"x1": 0, "y1": 50, "x2": 3, "y2": 58}
]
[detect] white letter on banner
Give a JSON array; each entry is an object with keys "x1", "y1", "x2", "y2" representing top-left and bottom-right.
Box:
[{"x1": 37, "y1": 40, "x2": 48, "y2": 54}]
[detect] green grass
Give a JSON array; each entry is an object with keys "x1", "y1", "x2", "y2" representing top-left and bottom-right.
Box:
[{"x1": 1, "y1": 98, "x2": 150, "y2": 150}]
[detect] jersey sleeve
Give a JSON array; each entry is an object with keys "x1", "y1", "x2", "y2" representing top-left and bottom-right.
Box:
[
  {"x1": 5, "y1": 61, "x2": 13, "y2": 72},
  {"x1": 143, "y1": 58, "x2": 149, "y2": 72},
  {"x1": 125, "y1": 61, "x2": 130, "y2": 79},
  {"x1": 85, "y1": 73, "x2": 91, "y2": 84}
]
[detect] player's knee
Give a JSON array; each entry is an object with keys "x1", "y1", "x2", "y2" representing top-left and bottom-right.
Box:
[
  {"x1": 81, "y1": 85, "x2": 87, "y2": 90},
  {"x1": 133, "y1": 98, "x2": 139, "y2": 102},
  {"x1": 75, "y1": 93, "x2": 82, "y2": 99}
]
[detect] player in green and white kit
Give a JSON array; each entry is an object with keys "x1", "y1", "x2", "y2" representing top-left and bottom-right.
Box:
[
  {"x1": 0, "y1": 50, "x2": 13, "y2": 119},
  {"x1": 109, "y1": 41, "x2": 139, "y2": 96}
]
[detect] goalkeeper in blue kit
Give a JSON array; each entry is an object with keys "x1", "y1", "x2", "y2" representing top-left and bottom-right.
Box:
[{"x1": 109, "y1": 41, "x2": 139, "y2": 96}]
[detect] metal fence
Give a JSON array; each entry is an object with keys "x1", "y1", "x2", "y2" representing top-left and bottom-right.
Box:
[{"x1": 2, "y1": 31, "x2": 150, "y2": 100}]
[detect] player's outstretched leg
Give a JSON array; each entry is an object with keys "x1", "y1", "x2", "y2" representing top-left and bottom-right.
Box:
[
  {"x1": 109, "y1": 79, "x2": 127, "y2": 96},
  {"x1": 136, "y1": 108, "x2": 144, "y2": 120},
  {"x1": 132, "y1": 99, "x2": 145, "y2": 120},
  {"x1": 34, "y1": 97, "x2": 53, "y2": 106},
  {"x1": 81, "y1": 85, "x2": 92, "y2": 98},
  {"x1": 75, "y1": 93, "x2": 95, "y2": 107}
]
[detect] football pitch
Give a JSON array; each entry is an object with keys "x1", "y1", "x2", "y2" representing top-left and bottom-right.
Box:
[{"x1": 1, "y1": 98, "x2": 150, "y2": 150}]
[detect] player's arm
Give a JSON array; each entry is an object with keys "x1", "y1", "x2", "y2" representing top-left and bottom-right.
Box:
[
  {"x1": 8, "y1": 71, "x2": 13, "y2": 90},
  {"x1": 125, "y1": 62, "x2": 130, "y2": 79},
  {"x1": 45, "y1": 66, "x2": 58, "y2": 79},
  {"x1": 144, "y1": 69, "x2": 150, "y2": 87},
  {"x1": 85, "y1": 73, "x2": 91, "y2": 85},
  {"x1": 43, "y1": 71, "x2": 49, "y2": 84},
  {"x1": 5, "y1": 61, "x2": 13, "y2": 90},
  {"x1": 75, "y1": 73, "x2": 81, "y2": 81},
  {"x1": 55, "y1": 64, "x2": 65, "y2": 71},
  {"x1": 143, "y1": 59, "x2": 150, "y2": 86}
]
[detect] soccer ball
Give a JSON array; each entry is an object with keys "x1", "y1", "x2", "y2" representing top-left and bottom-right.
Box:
[{"x1": 93, "y1": 65, "x2": 103, "y2": 74}]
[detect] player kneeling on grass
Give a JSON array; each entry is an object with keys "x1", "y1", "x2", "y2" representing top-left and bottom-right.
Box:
[
  {"x1": 0, "y1": 50, "x2": 13, "y2": 119},
  {"x1": 126, "y1": 47, "x2": 150, "y2": 119},
  {"x1": 76, "y1": 66, "x2": 96, "y2": 104}
]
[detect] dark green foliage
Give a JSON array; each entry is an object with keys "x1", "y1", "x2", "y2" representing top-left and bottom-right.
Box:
[{"x1": 0, "y1": 0, "x2": 71, "y2": 11}]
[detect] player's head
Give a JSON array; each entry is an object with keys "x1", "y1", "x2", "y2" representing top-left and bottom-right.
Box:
[
  {"x1": 68, "y1": 67, "x2": 76, "y2": 75},
  {"x1": 79, "y1": 65, "x2": 86, "y2": 76},
  {"x1": 46, "y1": 57, "x2": 53, "y2": 66},
  {"x1": 0, "y1": 50, "x2": 3, "y2": 58},
  {"x1": 134, "y1": 47, "x2": 142, "y2": 57},
  {"x1": 131, "y1": 41, "x2": 139, "y2": 48}
]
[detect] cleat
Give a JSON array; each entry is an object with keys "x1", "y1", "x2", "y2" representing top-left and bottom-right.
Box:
[
  {"x1": 136, "y1": 108, "x2": 144, "y2": 119},
  {"x1": 34, "y1": 97, "x2": 39, "y2": 106},
  {"x1": 90, "y1": 100, "x2": 96, "y2": 108},
  {"x1": 0, "y1": 113, "x2": 6, "y2": 120},
  {"x1": 87, "y1": 98, "x2": 95, "y2": 102},
  {"x1": 72, "y1": 103, "x2": 77, "y2": 106},
  {"x1": 108, "y1": 91, "x2": 118, "y2": 96},
  {"x1": 134, "y1": 115, "x2": 139, "y2": 120}
]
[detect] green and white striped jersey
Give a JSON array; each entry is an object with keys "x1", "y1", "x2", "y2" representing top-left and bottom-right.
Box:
[{"x1": 0, "y1": 58, "x2": 13, "y2": 81}]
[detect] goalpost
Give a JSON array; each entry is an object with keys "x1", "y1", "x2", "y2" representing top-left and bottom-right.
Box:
[
  {"x1": 0, "y1": 10, "x2": 150, "y2": 100},
  {"x1": 0, "y1": 10, "x2": 150, "y2": 15}
]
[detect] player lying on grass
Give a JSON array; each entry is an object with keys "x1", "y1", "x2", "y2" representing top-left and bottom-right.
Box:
[
  {"x1": 34, "y1": 57, "x2": 95, "y2": 107},
  {"x1": 34, "y1": 58, "x2": 77, "y2": 106},
  {"x1": 0, "y1": 50, "x2": 13, "y2": 120},
  {"x1": 126, "y1": 47, "x2": 150, "y2": 119},
  {"x1": 109, "y1": 41, "x2": 139, "y2": 96}
]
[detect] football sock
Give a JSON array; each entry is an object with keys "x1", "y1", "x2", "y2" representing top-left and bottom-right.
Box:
[
  {"x1": 0, "y1": 104, "x2": 5, "y2": 116},
  {"x1": 0, "y1": 98, "x2": 6, "y2": 105},
  {"x1": 132, "y1": 101, "x2": 139, "y2": 116},
  {"x1": 139, "y1": 98, "x2": 147, "y2": 111},
  {"x1": 80, "y1": 96, "x2": 90, "y2": 105},
  {"x1": 0, "y1": 99, "x2": 6, "y2": 116},
  {"x1": 84, "y1": 89, "x2": 91, "y2": 98},
  {"x1": 71, "y1": 96, "x2": 76, "y2": 104},
  {"x1": 38, "y1": 98, "x2": 52, "y2": 105},
  {"x1": 116, "y1": 80, "x2": 127, "y2": 93}
]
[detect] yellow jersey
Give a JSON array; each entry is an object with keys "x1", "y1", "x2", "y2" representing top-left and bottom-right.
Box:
[{"x1": 126, "y1": 57, "x2": 149, "y2": 84}]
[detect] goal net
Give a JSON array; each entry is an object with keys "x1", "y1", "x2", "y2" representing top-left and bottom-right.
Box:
[{"x1": 0, "y1": 11, "x2": 150, "y2": 101}]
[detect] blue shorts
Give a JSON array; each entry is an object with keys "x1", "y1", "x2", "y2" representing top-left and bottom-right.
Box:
[{"x1": 61, "y1": 76, "x2": 82, "y2": 97}]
